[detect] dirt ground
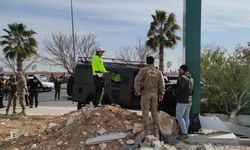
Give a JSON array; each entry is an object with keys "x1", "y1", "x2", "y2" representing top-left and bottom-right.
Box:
[
  {"x1": 1, "y1": 105, "x2": 250, "y2": 150},
  {"x1": 0, "y1": 105, "x2": 144, "y2": 150}
]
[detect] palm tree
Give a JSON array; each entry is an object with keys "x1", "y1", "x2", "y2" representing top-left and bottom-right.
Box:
[
  {"x1": 0, "y1": 22, "x2": 38, "y2": 73},
  {"x1": 146, "y1": 10, "x2": 181, "y2": 71}
]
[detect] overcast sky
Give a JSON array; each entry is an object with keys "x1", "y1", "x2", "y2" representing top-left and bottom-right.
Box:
[{"x1": 0, "y1": 0, "x2": 250, "y2": 72}]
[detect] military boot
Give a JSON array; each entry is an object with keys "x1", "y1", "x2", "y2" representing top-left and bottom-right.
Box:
[
  {"x1": 13, "y1": 109, "x2": 17, "y2": 114},
  {"x1": 5, "y1": 109, "x2": 9, "y2": 116},
  {"x1": 144, "y1": 125, "x2": 150, "y2": 136},
  {"x1": 153, "y1": 127, "x2": 159, "y2": 139},
  {"x1": 13, "y1": 106, "x2": 17, "y2": 114},
  {"x1": 18, "y1": 109, "x2": 26, "y2": 116}
]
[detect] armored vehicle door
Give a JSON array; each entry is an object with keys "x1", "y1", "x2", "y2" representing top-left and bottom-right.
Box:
[{"x1": 106, "y1": 70, "x2": 140, "y2": 107}]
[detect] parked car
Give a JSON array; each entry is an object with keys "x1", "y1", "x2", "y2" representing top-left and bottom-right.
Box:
[
  {"x1": 167, "y1": 75, "x2": 178, "y2": 84},
  {"x1": 28, "y1": 74, "x2": 47, "y2": 81},
  {"x1": 29, "y1": 77, "x2": 54, "y2": 92}
]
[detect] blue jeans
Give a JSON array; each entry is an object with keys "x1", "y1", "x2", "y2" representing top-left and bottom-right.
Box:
[
  {"x1": 176, "y1": 103, "x2": 192, "y2": 134},
  {"x1": 55, "y1": 88, "x2": 60, "y2": 99}
]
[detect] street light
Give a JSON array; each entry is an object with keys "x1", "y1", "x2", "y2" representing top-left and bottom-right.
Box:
[{"x1": 70, "y1": 0, "x2": 76, "y2": 73}]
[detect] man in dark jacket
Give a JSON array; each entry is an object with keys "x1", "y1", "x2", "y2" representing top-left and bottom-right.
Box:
[
  {"x1": 25, "y1": 75, "x2": 30, "y2": 106},
  {"x1": 54, "y1": 76, "x2": 63, "y2": 100},
  {"x1": 29, "y1": 75, "x2": 42, "y2": 108},
  {"x1": 173, "y1": 65, "x2": 194, "y2": 140},
  {"x1": 0, "y1": 74, "x2": 7, "y2": 108}
]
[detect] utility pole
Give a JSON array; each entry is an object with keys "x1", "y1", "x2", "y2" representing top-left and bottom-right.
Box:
[{"x1": 71, "y1": 0, "x2": 76, "y2": 74}]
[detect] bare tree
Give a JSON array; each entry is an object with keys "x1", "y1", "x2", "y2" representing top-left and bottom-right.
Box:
[
  {"x1": 0, "y1": 52, "x2": 39, "y2": 73},
  {"x1": 115, "y1": 46, "x2": 137, "y2": 61},
  {"x1": 40, "y1": 32, "x2": 99, "y2": 75},
  {"x1": 116, "y1": 36, "x2": 158, "y2": 63}
]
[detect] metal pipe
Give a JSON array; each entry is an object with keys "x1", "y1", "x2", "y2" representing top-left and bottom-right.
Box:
[{"x1": 71, "y1": 0, "x2": 75, "y2": 73}]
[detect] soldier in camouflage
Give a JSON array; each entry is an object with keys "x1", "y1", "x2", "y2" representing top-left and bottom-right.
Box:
[
  {"x1": 6, "y1": 75, "x2": 18, "y2": 115},
  {"x1": 17, "y1": 72, "x2": 29, "y2": 116}
]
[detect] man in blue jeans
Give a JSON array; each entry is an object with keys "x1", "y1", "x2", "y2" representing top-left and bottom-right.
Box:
[{"x1": 173, "y1": 65, "x2": 194, "y2": 140}]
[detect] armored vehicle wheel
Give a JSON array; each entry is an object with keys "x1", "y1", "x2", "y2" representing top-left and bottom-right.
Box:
[{"x1": 77, "y1": 102, "x2": 85, "y2": 110}]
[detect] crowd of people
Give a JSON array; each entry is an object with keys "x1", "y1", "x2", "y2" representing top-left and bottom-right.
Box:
[
  {"x1": 1, "y1": 46, "x2": 195, "y2": 141},
  {"x1": 92, "y1": 46, "x2": 194, "y2": 140},
  {"x1": 0, "y1": 72, "x2": 68, "y2": 116}
]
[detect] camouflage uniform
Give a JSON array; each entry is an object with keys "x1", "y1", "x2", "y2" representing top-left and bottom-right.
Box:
[
  {"x1": 6, "y1": 78, "x2": 18, "y2": 114},
  {"x1": 17, "y1": 75, "x2": 28, "y2": 115}
]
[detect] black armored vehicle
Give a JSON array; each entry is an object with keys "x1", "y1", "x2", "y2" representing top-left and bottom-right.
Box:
[{"x1": 67, "y1": 57, "x2": 177, "y2": 115}]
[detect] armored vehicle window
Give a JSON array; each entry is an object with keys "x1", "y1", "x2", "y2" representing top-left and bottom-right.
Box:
[{"x1": 111, "y1": 71, "x2": 130, "y2": 85}]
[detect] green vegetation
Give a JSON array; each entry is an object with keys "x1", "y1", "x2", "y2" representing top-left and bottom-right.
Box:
[
  {"x1": 201, "y1": 44, "x2": 250, "y2": 123},
  {"x1": 146, "y1": 10, "x2": 181, "y2": 71},
  {"x1": 0, "y1": 23, "x2": 38, "y2": 73}
]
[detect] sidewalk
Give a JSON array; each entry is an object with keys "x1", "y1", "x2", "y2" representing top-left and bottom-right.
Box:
[{"x1": 0, "y1": 99, "x2": 77, "y2": 116}]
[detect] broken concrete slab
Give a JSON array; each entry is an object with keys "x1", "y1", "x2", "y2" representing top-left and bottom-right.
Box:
[
  {"x1": 13, "y1": 129, "x2": 28, "y2": 138},
  {"x1": 165, "y1": 133, "x2": 240, "y2": 146},
  {"x1": 199, "y1": 116, "x2": 250, "y2": 137},
  {"x1": 66, "y1": 117, "x2": 74, "y2": 126},
  {"x1": 158, "y1": 111, "x2": 178, "y2": 136},
  {"x1": 85, "y1": 132, "x2": 129, "y2": 145},
  {"x1": 175, "y1": 142, "x2": 197, "y2": 150},
  {"x1": 79, "y1": 144, "x2": 84, "y2": 150},
  {"x1": 5, "y1": 137, "x2": 16, "y2": 141},
  {"x1": 201, "y1": 143, "x2": 214, "y2": 150},
  {"x1": 132, "y1": 123, "x2": 143, "y2": 134}
]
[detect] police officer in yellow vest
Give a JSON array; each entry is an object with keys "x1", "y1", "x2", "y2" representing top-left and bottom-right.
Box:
[
  {"x1": 92, "y1": 47, "x2": 109, "y2": 106},
  {"x1": 112, "y1": 72, "x2": 121, "y2": 83}
]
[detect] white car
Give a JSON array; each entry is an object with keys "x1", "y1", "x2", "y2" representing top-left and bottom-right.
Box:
[
  {"x1": 29, "y1": 77, "x2": 54, "y2": 92},
  {"x1": 28, "y1": 74, "x2": 47, "y2": 81}
]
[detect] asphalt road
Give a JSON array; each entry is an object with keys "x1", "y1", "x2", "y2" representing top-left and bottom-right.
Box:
[{"x1": 0, "y1": 89, "x2": 78, "y2": 116}]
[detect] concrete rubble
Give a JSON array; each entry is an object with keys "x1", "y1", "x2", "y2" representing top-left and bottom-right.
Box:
[{"x1": 0, "y1": 105, "x2": 250, "y2": 149}]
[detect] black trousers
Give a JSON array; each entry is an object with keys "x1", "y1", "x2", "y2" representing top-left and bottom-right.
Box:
[
  {"x1": 0, "y1": 95, "x2": 4, "y2": 108},
  {"x1": 25, "y1": 94, "x2": 29, "y2": 106},
  {"x1": 93, "y1": 76, "x2": 105, "y2": 105},
  {"x1": 30, "y1": 89, "x2": 39, "y2": 107}
]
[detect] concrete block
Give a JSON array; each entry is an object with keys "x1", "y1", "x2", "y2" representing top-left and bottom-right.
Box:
[
  {"x1": 126, "y1": 139, "x2": 135, "y2": 145},
  {"x1": 95, "y1": 112, "x2": 101, "y2": 116},
  {"x1": 87, "y1": 126, "x2": 97, "y2": 135},
  {"x1": 146, "y1": 135, "x2": 157, "y2": 143},
  {"x1": 97, "y1": 127, "x2": 107, "y2": 135},
  {"x1": 152, "y1": 140, "x2": 161, "y2": 147},
  {"x1": 140, "y1": 146, "x2": 154, "y2": 150},
  {"x1": 142, "y1": 141, "x2": 152, "y2": 147},
  {"x1": 126, "y1": 125, "x2": 133, "y2": 130}
]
